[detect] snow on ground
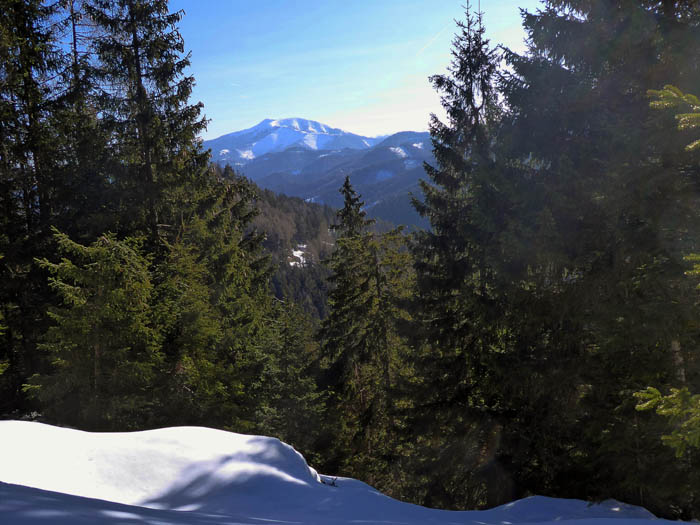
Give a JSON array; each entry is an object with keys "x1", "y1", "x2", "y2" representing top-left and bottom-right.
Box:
[
  {"x1": 0, "y1": 421, "x2": 684, "y2": 525},
  {"x1": 389, "y1": 146, "x2": 408, "y2": 158},
  {"x1": 290, "y1": 244, "x2": 307, "y2": 267}
]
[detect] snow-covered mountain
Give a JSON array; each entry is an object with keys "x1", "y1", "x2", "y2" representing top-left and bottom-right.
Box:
[
  {"x1": 205, "y1": 118, "x2": 384, "y2": 164},
  {"x1": 0, "y1": 421, "x2": 676, "y2": 525},
  {"x1": 204, "y1": 121, "x2": 433, "y2": 228}
]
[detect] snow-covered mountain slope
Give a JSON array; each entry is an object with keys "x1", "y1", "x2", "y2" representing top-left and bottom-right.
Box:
[
  {"x1": 205, "y1": 120, "x2": 433, "y2": 228},
  {"x1": 0, "y1": 421, "x2": 683, "y2": 525},
  {"x1": 204, "y1": 118, "x2": 383, "y2": 164},
  {"x1": 250, "y1": 131, "x2": 433, "y2": 228}
]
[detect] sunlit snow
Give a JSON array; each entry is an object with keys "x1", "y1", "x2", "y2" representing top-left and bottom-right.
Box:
[
  {"x1": 290, "y1": 244, "x2": 307, "y2": 267},
  {"x1": 390, "y1": 146, "x2": 408, "y2": 158},
  {"x1": 238, "y1": 149, "x2": 255, "y2": 160},
  {"x1": 0, "y1": 421, "x2": 684, "y2": 525}
]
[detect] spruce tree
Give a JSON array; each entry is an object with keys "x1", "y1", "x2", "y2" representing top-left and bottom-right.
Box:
[
  {"x1": 411, "y1": 3, "x2": 525, "y2": 509},
  {"x1": 20, "y1": 1, "x2": 277, "y2": 432},
  {"x1": 494, "y1": 0, "x2": 700, "y2": 515},
  {"x1": 320, "y1": 176, "x2": 413, "y2": 493},
  {"x1": 28, "y1": 232, "x2": 160, "y2": 430},
  {"x1": 51, "y1": 0, "x2": 116, "y2": 240},
  {"x1": 150, "y1": 167, "x2": 273, "y2": 430},
  {"x1": 0, "y1": 0, "x2": 65, "y2": 416},
  {"x1": 85, "y1": 0, "x2": 208, "y2": 247},
  {"x1": 254, "y1": 300, "x2": 326, "y2": 464}
]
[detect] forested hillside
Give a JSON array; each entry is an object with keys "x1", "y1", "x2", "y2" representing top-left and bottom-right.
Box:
[
  {"x1": 2, "y1": 0, "x2": 700, "y2": 521},
  {"x1": 251, "y1": 182, "x2": 336, "y2": 320}
]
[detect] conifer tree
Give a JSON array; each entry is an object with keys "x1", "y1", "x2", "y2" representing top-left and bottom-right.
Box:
[
  {"x1": 320, "y1": 178, "x2": 377, "y2": 471},
  {"x1": 85, "y1": 0, "x2": 208, "y2": 247},
  {"x1": 18, "y1": 1, "x2": 277, "y2": 432},
  {"x1": 411, "y1": 3, "x2": 526, "y2": 509},
  {"x1": 320, "y1": 176, "x2": 413, "y2": 492},
  {"x1": 0, "y1": 0, "x2": 65, "y2": 416},
  {"x1": 28, "y1": 232, "x2": 160, "y2": 430},
  {"x1": 493, "y1": 0, "x2": 700, "y2": 515},
  {"x1": 634, "y1": 85, "x2": 700, "y2": 506},
  {"x1": 51, "y1": 0, "x2": 115, "y2": 240},
  {"x1": 150, "y1": 167, "x2": 273, "y2": 429},
  {"x1": 254, "y1": 300, "x2": 326, "y2": 463}
]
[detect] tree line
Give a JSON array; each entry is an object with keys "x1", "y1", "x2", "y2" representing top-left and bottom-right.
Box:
[{"x1": 2, "y1": 0, "x2": 700, "y2": 520}]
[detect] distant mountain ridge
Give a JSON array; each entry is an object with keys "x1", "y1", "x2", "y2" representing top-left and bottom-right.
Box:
[
  {"x1": 205, "y1": 118, "x2": 385, "y2": 164},
  {"x1": 204, "y1": 119, "x2": 433, "y2": 228}
]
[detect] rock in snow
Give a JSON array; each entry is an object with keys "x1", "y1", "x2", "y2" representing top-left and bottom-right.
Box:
[{"x1": 0, "y1": 421, "x2": 680, "y2": 525}]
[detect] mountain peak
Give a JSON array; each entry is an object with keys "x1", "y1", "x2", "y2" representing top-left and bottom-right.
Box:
[
  {"x1": 256, "y1": 118, "x2": 341, "y2": 136},
  {"x1": 204, "y1": 118, "x2": 384, "y2": 163}
]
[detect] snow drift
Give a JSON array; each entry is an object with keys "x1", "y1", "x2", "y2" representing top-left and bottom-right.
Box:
[{"x1": 0, "y1": 421, "x2": 682, "y2": 525}]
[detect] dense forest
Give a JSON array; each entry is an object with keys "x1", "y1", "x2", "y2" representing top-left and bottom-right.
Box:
[{"x1": 2, "y1": 0, "x2": 700, "y2": 520}]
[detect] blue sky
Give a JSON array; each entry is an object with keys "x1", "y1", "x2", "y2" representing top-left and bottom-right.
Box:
[{"x1": 169, "y1": 1, "x2": 542, "y2": 140}]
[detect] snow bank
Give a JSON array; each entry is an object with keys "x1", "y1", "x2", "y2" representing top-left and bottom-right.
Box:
[
  {"x1": 0, "y1": 421, "x2": 319, "y2": 509},
  {"x1": 0, "y1": 421, "x2": 682, "y2": 525}
]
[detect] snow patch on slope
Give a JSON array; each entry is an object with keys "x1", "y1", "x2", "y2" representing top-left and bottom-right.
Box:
[
  {"x1": 290, "y1": 244, "x2": 308, "y2": 267},
  {"x1": 390, "y1": 146, "x2": 408, "y2": 158}
]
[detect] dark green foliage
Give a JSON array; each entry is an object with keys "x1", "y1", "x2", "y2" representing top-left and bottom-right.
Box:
[
  {"x1": 254, "y1": 300, "x2": 326, "y2": 464},
  {"x1": 634, "y1": 85, "x2": 700, "y2": 508},
  {"x1": 499, "y1": 1, "x2": 700, "y2": 516},
  {"x1": 411, "y1": 0, "x2": 700, "y2": 517},
  {"x1": 85, "y1": 0, "x2": 209, "y2": 247},
  {"x1": 271, "y1": 264, "x2": 330, "y2": 320},
  {"x1": 0, "y1": 0, "x2": 68, "y2": 416},
  {"x1": 411, "y1": 4, "x2": 523, "y2": 509},
  {"x1": 28, "y1": 233, "x2": 160, "y2": 430},
  {"x1": 4, "y1": 0, "x2": 700, "y2": 518},
  {"x1": 319, "y1": 177, "x2": 415, "y2": 495},
  {"x1": 0, "y1": 0, "x2": 326, "y2": 442}
]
